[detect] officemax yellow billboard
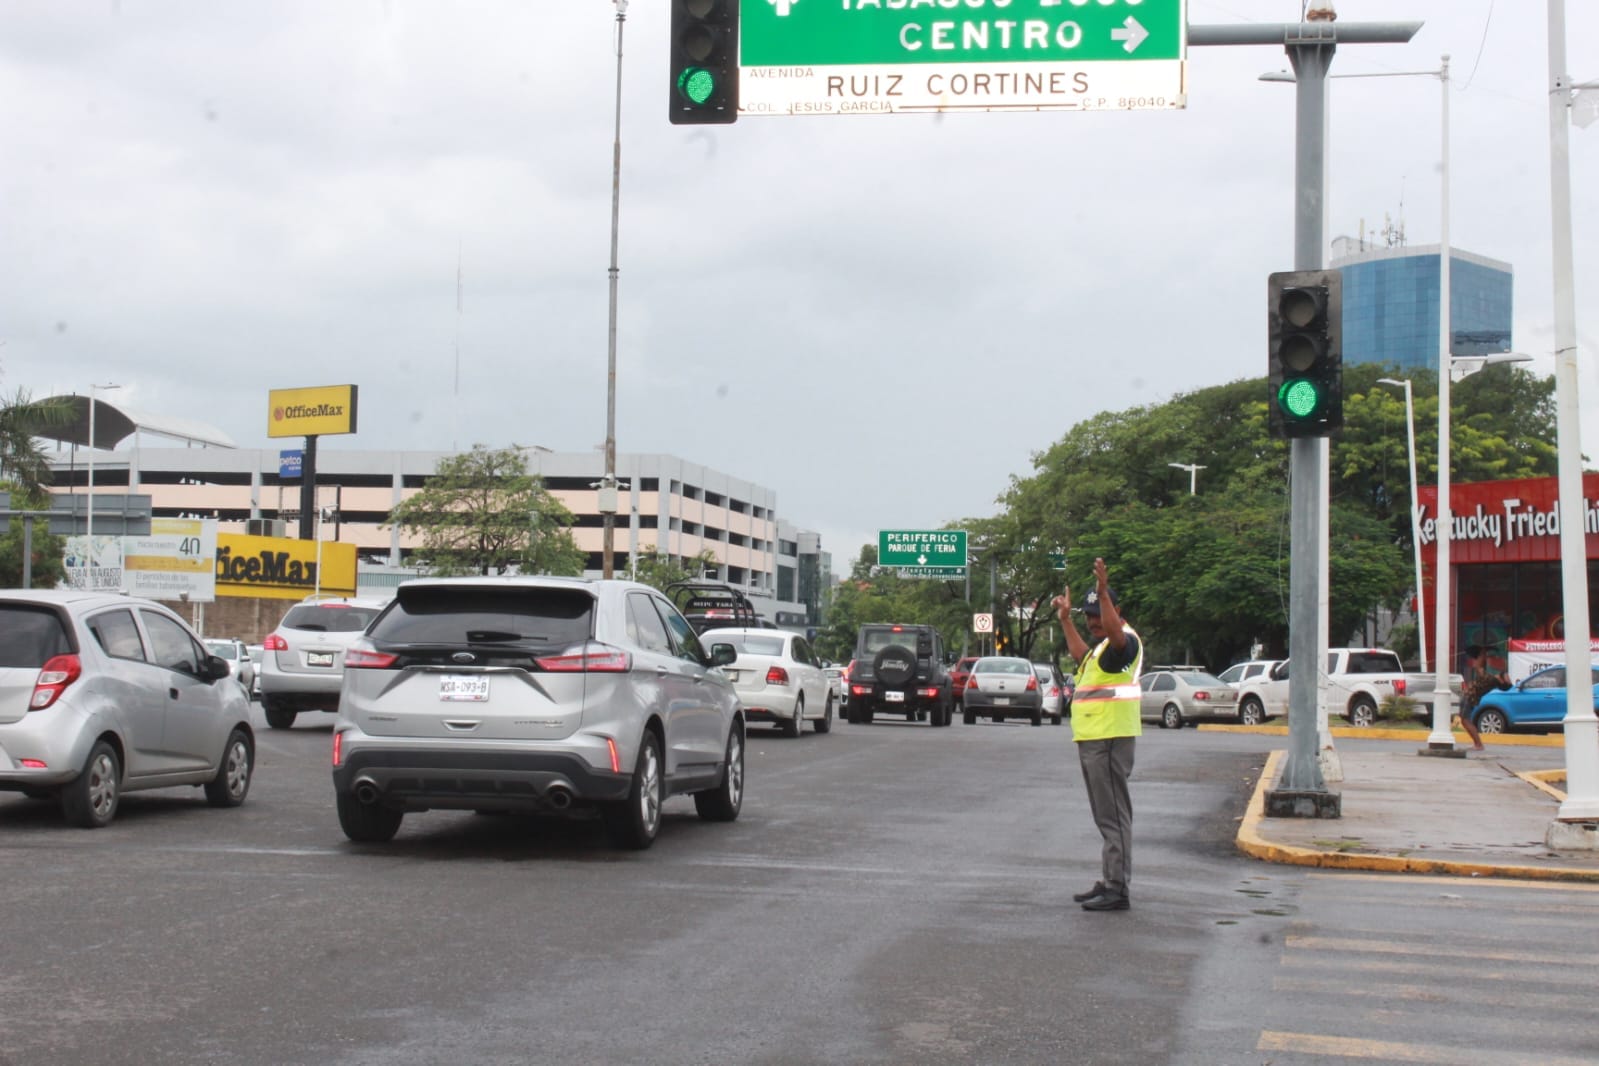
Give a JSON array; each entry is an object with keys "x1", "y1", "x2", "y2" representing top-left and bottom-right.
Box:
[
  {"x1": 268, "y1": 384, "x2": 358, "y2": 438},
  {"x1": 215, "y1": 533, "x2": 357, "y2": 600}
]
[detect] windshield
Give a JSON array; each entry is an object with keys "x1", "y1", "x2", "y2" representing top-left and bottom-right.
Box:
[
  {"x1": 720, "y1": 634, "x2": 786, "y2": 657},
  {"x1": 204, "y1": 641, "x2": 239, "y2": 660}
]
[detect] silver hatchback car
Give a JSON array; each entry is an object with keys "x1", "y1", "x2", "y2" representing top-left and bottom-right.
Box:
[
  {"x1": 259, "y1": 595, "x2": 389, "y2": 729},
  {"x1": 0, "y1": 590, "x2": 255, "y2": 827},
  {"x1": 331, "y1": 577, "x2": 745, "y2": 849}
]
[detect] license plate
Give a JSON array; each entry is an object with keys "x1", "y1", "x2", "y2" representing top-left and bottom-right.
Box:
[
  {"x1": 884, "y1": 690, "x2": 905, "y2": 703},
  {"x1": 439, "y1": 675, "x2": 490, "y2": 702},
  {"x1": 994, "y1": 696, "x2": 1010, "y2": 706},
  {"x1": 306, "y1": 651, "x2": 335, "y2": 667}
]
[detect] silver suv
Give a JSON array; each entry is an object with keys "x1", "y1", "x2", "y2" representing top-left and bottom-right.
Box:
[
  {"x1": 259, "y1": 594, "x2": 389, "y2": 729},
  {"x1": 0, "y1": 590, "x2": 255, "y2": 827},
  {"x1": 331, "y1": 577, "x2": 745, "y2": 849}
]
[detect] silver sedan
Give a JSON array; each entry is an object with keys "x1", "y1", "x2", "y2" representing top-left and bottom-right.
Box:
[
  {"x1": 961, "y1": 656, "x2": 1045, "y2": 726},
  {"x1": 1139, "y1": 669, "x2": 1240, "y2": 729}
]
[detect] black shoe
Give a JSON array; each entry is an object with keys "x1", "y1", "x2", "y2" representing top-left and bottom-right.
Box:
[
  {"x1": 1072, "y1": 882, "x2": 1106, "y2": 903},
  {"x1": 1081, "y1": 892, "x2": 1130, "y2": 912}
]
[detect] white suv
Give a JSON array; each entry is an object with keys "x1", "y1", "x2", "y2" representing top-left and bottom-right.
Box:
[{"x1": 258, "y1": 595, "x2": 389, "y2": 729}]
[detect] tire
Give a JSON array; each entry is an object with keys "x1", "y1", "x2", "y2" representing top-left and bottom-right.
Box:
[
  {"x1": 1162, "y1": 704, "x2": 1184, "y2": 730},
  {"x1": 1239, "y1": 698, "x2": 1266, "y2": 726},
  {"x1": 1475, "y1": 708, "x2": 1509, "y2": 734},
  {"x1": 872, "y1": 645, "x2": 917, "y2": 687},
  {"x1": 203, "y1": 728, "x2": 253, "y2": 807},
  {"x1": 263, "y1": 701, "x2": 297, "y2": 730},
  {"x1": 1347, "y1": 695, "x2": 1378, "y2": 728},
  {"x1": 695, "y1": 726, "x2": 744, "y2": 822},
  {"x1": 61, "y1": 740, "x2": 120, "y2": 828},
  {"x1": 604, "y1": 731, "x2": 663, "y2": 850},
  {"x1": 994, "y1": 715, "x2": 1005, "y2": 724},
  {"x1": 336, "y1": 792, "x2": 403, "y2": 843},
  {"x1": 814, "y1": 696, "x2": 833, "y2": 734},
  {"x1": 1051, "y1": 714, "x2": 1063, "y2": 725},
  {"x1": 783, "y1": 696, "x2": 804, "y2": 738},
  {"x1": 963, "y1": 709, "x2": 976, "y2": 725},
  {"x1": 858, "y1": 706, "x2": 874, "y2": 725},
  {"x1": 1030, "y1": 707, "x2": 1043, "y2": 727}
]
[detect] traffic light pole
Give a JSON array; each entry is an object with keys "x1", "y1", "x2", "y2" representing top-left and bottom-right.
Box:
[{"x1": 1189, "y1": 18, "x2": 1420, "y2": 810}]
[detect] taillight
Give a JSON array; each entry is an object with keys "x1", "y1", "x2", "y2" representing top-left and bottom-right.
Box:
[
  {"x1": 966, "y1": 676, "x2": 978, "y2": 690},
  {"x1": 31, "y1": 654, "x2": 81, "y2": 710},
  {"x1": 344, "y1": 648, "x2": 398, "y2": 670},
  {"x1": 844, "y1": 661, "x2": 856, "y2": 681},
  {"x1": 263, "y1": 634, "x2": 288, "y2": 651},
  {"x1": 1394, "y1": 679, "x2": 1407, "y2": 696},
  {"x1": 766, "y1": 665, "x2": 789, "y2": 686},
  {"x1": 331, "y1": 731, "x2": 343, "y2": 767},
  {"x1": 1025, "y1": 674, "x2": 1039, "y2": 691},
  {"x1": 1193, "y1": 691, "x2": 1210, "y2": 701},
  {"x1": 918, "y1": 687, "x2": 940, "y2": 699},
  {"x1": 536, "y1": 642, "x2": 632, "y2": 673}
]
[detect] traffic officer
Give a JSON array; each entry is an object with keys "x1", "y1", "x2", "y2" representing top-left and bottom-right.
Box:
[{"x1": 1054, "y1": 556, "x2": 1143, "y2": 912}]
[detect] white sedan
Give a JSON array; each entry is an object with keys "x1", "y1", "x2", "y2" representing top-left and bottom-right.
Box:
[{"x1": 701, "y1": 628, "x2": 834, "y2": 737}]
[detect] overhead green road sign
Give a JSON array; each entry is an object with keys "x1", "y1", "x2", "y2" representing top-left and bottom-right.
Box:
[
  {"x1": 899, "y1": 566, "x2": 967, "y2": 579},
  {"x1": 879, "y1": 529, "x2": 968, "y2": 569},
  {"x1": 739, "y1": 0, "x2": 1186, "y2": 116}
]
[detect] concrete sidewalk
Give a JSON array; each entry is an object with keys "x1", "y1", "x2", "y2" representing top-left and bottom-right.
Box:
[{"x1": 1233, "y1": 731, "x2": 1599, "y2": 882}]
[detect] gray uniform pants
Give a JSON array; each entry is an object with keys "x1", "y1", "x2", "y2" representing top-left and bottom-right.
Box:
[{"x1": 1077, "y1": 736, "x2": 1136, "y2": 895}]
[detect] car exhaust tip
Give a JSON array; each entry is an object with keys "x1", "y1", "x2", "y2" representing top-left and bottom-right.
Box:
[
  {"x1": 546, "y1": 785, "x2": 574, "y2": 811},
  {"x1": 353, "y1": 779, "x2": 381, "y2": 805}
]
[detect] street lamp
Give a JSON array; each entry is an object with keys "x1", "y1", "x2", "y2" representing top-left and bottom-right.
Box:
[
  {"x1": 1167, "y1": 462, "x2": 1205, "y2": 495},
  {"x1": 85, "y1": 381, "x2": 121, "y2": 586},
  {"x1": 600, "y1": 0, "x2": 628, "y2": 579},
  {"x1": 1376, "y1": 377, "x2": 1427, "y2": 674}
]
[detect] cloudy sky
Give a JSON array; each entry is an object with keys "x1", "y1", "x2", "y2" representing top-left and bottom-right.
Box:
[{"x1": 2, "y1": 1, "x2": 1595, "y2": 568}]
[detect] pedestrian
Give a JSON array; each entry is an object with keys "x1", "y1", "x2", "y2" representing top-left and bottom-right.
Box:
[
  {"x1": 1053, "y1": 557, "x2": 1143, "y2": 913},
  {"x1": 1458, "y1": 644, "x2": 1508, "y2": 752}
]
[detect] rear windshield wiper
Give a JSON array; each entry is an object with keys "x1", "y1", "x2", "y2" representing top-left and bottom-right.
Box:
[{"x1": 465, "y1": 630, "x2": 544, "y2": 643}]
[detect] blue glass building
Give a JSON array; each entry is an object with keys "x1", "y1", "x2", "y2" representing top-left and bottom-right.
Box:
[{"x1": 1331, "y1": 243, "x2": 1513, "y2": 372}]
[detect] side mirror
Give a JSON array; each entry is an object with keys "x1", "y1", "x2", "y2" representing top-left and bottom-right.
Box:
[
  {"x1": 710, "y1": 643, "x2": 737, "y2": 667},
  {"x1": 1270, "y1": 661, "x2": 1290, "y2": 681},
  {"x1": 204, "y1": 654, "x2": 233, "y2": 683}
]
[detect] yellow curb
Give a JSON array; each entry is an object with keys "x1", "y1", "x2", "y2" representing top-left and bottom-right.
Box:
[
  {"x1": 1520, "y1": 768, "x2": 1569, "y2": 803},
  {"x1": 1236, "y1": 750, "x2": 1599, "y2": 883},
  {"x1": 1202, "y1": 723, "x2": 1563, "y2": 747}
]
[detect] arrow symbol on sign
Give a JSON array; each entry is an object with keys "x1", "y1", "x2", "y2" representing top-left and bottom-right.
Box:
[
  {"x1": 917, "y1": 553, "x2": 929, "y2": 565},
  {"x1": 1111, "y1": 15, "x2": 1148, "y2": 54},
  {"x1": 768, "y1": 0, "x2": 797, "y2": 15}
]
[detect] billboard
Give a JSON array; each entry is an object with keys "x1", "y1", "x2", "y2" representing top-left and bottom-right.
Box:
[
  {"x1": 215, "y1": 533, "x2": 357, "y2": 600},
  {"x1": 267, "y1": 385, "x2": 359, "y2": 438}
]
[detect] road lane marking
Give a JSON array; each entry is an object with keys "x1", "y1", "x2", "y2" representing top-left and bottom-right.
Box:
[
  {"x1": 1273, "y1": 975, "x2": 1593, "y2": 1011},
  {"x1": 1258, "y1": 1030, "x2": 1594, "y2": 1066},
  {"x1": 1286, "y1": 934, "x2": 1581, "y2": 966}
]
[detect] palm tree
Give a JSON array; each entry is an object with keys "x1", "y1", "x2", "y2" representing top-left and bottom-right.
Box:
[{"x1": 0, "y1": 389, "x2": 75, "y2": 494}]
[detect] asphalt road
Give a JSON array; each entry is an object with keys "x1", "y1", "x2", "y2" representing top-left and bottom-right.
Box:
[{"x1": 3, "y1": 709, "x2": 1596, "y2": 1065}]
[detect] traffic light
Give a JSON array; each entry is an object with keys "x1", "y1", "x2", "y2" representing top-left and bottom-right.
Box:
[
  {"x1": 1267, "y1": 269, "x2": 1343, "y2": 438},
  {"x1": 669, "y1": 0, "x2": 739, "y2": 126}
]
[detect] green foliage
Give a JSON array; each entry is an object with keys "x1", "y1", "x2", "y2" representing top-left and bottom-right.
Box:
[
  {"x1": 385, "y1": 444, "x2": 584, "y2": 577},
  {"x1": 0, "y1": 483, "x2": 65, "y2": 587},
  {"x1": 1377, "y1": 692, "x2": 1421, "y2": 723},
  {"x1": 0, "y1": 390, "x2": 75, "y2": 494},
  {"x1": 629, "y1": 550, "x2": 721, "y2": 594}
]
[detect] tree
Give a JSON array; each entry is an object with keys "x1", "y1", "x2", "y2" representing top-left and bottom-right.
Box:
[
  {"x1": 629, "y1": 549, "x2": 721, "y2": 594},
  {"x1": 0, "y1": 483, "x2": 65, "y2": 587},
  {"x1": 0, "y1": 389, "x2": 75, "y2": 494},
  {"x1": 385, "y1": 444, "x2": 584, "y2": 576}
]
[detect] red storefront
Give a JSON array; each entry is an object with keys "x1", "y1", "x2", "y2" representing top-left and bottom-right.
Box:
[{"x1": 1418, "y1": 473, "x2": 1599, "y2": 681}]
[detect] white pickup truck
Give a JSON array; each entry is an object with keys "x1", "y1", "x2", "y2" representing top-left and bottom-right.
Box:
[{"x1": 1234, "y1": 648, "x2": 1462, "y2": 728}]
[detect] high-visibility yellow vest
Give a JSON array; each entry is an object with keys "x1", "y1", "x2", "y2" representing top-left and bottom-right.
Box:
[{"x1": 1071, "y1": 623, "x2": 1144, "y2": 742}]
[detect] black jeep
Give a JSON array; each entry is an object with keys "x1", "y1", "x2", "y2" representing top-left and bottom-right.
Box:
[{"x1": 845, "y1": 623, "x2": 953, "y2": 727}]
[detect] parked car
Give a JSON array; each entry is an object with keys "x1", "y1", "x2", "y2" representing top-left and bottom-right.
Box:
[
  {"x1": 1033, "y1": 662, "x2": 1068, "y2": 725},
  {"x1": 961, "y1": 656, "x2": 1044, "y2": 726},
  {"x1": 1139, "y1": 669, "x2": 1241, "y2": 729},
  {"x1": 823, "y1": 665, "x2": 846, "y2": 709},
  {"x1": 1217, "y1": 659, "x2": 1281, "y2": 689},
  {"x1": 701, "y1": 627, "x2": 833, "y2": 736},
  {"x1": 258, "y1": 594, "x2": 389, "y2": 729},
  {"x1": 949, "y1": 656, "x2": 980, "y2": 704},
  {"x1": 0, "y1": 589, "x2": 255, "y2": 827},
  {"x1": 246, "y1": 644, "x2": 263, "y2": 700},
  {"x1": 331, "y1": 576, "x2": 744, "y2": 849},
  {"x1": 1469, "y1": 664, "x2": 1599, "y2": 734},
  {"x1": 203, "y1": 637, "x2": 255, "y2": 695}
]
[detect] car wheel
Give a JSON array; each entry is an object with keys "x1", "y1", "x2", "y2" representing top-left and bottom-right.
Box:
[
  {"x1": 814, "y1": 696, "x2": 833, "y2": 734},
  {"x1": 1162, "y1": 704, "x2": 1184, "y2": 730},
  {"x1": 263, "y1": 701, "x2": 297, "y2": 730},
  {"x1": 1031, "y1": 707, "x2": 1043, "y2": 727},
  {"x1": 694, "y1": 726, "x2": 744, "y2": 822},
  {"x1": 604, "y1": 731, "x2": 663, "y2": 850},
  {"x1": 994, "y1": 714, "x2": 1004, "y2": 724},
  {"x1": 1239, "y1": 698, "x2": 1265, "y2": 726},
  {"x1": 858, "y1": 706, "x2": 874, "y2": 725},
  {"x1": 61, "y1": 741, "x2": 120, "y2": 829},
  {"x1": 1475, "y1": 708, "x2": 1509, "y2": 734},
  {"x1": 1347, "y1": 695, "x2": 1377, "y2": 728},
  {"x1": 784, "y1": 696, "x2": 804, "y2": 738},
  {"x1": 963, "y1": 709, "x2": 976, "y2": 724},
  {"x1": 1051, "y1": 714, "x2": 1063, "y2": 725},
  {"x1": 203, "y1": 728, "x2": 253, "y2": 807},
  {"x1": 336, "y1": 792, "x2": 403, "y2": 843}
]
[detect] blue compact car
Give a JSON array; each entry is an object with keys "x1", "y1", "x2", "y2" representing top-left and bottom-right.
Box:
[{"x1": 1470, "y1": 664, "x2": 1599, "y2": 734}]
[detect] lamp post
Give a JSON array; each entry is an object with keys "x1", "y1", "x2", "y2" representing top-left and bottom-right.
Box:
[
  {"x1": 1376, "y1": 377, "x2": 1426, "y2": 673},
  {"x1": 600, "y1": 0, "x2": 627, "y2": 579},
  {"x1": 84, "y1": 381, "x2": 120, "y2": 588},
  {"x1": 1167, "y1": 462, "x2": 1205, "y2": 495}
]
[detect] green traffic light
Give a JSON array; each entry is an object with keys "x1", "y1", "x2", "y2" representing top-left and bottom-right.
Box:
[
  {"x1": 1278, "y1": 378, "x2": 1323, "y2": 419},
  {"x1": 677, "y1": 67, "x2": 717, "y2": 106}
]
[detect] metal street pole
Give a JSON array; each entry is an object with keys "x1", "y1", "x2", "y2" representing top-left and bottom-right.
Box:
[
  {"x1": 601, "y1": 0, "x2": 628, "y2": 579},
  {"x1": 1425, "y1": 54, "x2": 1457, "y2": 751},
  {"x1": 1168, "y1": 462, "x2": 1205, "y2": 495},
  {"x1": 84, "y1": 381, "x2": 120, "y2": 588},
  {"x1": 1545, "y1": 0, "x2": 1599, "y2": 825},
  {"x1": 1377, "y1": 377, "x2": 1428, "y2": 673}
]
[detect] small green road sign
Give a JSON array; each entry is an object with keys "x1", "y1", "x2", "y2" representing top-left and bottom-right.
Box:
[
  {"x1": 738, "y1": 0, "x2": 1187, "y2": 117},
  {"x1": 1048, "y1": 553, "x2": 1067, "y2": 571},
  {"x1": 879, "y1": 529, "x2": 968, "y2": 569},
  {"x1": 899, "y1": 566, "x2": 968, "y2": 579}
]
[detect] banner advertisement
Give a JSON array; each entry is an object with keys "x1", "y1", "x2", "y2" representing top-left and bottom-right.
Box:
[
  {"x1": 62, "y1": 534, "x2": 124, "y2": 592},
  {"x1": 1506, "y1": 638, "x2": 1599, "y2": 684},
  {"x1": 123, "y1": 518, "x2": 219, "y2": 602}
]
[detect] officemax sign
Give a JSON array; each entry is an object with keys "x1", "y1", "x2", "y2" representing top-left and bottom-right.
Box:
[{"x1": 214, "y1": 533, "x2": 357, "y2": 600}]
